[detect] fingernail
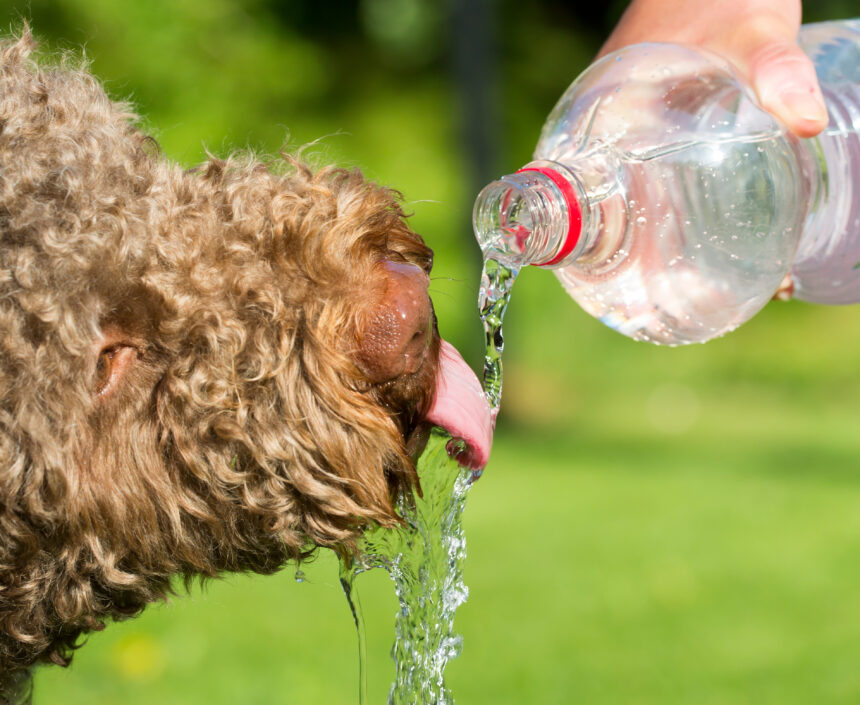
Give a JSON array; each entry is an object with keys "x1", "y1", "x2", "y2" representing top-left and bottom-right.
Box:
[{"x1": 780, "y1": 89, "x2": 828, "y2": 124}]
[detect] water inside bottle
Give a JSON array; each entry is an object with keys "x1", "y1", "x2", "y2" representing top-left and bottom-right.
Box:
[
  {"x1": 789, "y1": 84, "x2": 860, "y2": 303},
  {"x1": 553, "y1": 132, "x2": 802, "y2": 344}
]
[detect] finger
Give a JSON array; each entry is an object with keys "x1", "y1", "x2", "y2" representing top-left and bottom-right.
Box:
[{"x1": 748, "y1": 39, "x2": 828, "y2": 137}]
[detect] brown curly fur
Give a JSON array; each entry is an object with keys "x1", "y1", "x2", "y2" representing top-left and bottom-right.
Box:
[{"x1": 0, "y1": 31, "x2": 440, "y2": 698}]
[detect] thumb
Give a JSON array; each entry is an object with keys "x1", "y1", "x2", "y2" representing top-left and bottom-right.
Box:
[{"x1": 748, "y1": 38, "x2": 828, "y2": 137}]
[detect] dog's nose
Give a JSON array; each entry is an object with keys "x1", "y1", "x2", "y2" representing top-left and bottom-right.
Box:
[{"x1": 356, "y1": 260, "x2": 434, "y2": 384}]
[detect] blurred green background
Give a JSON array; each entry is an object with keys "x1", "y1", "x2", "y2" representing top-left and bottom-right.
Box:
[{"x1": 3, "y1": 0, "x2": 860, "y2": 703}]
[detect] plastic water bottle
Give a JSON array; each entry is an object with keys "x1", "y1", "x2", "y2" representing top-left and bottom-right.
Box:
[{"x1": 473, "y1": 20, "x2": 860, "y2": 345}]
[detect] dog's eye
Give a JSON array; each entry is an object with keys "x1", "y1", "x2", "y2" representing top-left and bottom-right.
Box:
[
  {"x1": 94, "y1": 344, "x2": 138, "y2": 397},
  {"x1": 95, "y1": 347, "x2": 117, "y2": 395}
]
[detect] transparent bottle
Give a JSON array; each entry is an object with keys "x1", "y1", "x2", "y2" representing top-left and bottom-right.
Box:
[{"x1": 473, "y1": 19, "x2": 860, "y2": 345}]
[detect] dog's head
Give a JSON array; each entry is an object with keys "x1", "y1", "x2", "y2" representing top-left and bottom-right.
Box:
[{"x1": 0, "y1": 32, "x2": 491, "y2": 687}]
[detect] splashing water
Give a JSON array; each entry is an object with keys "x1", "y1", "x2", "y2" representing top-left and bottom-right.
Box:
[
  {"x1": 340, "y1": 429, "x2": 472, "y2": 705},
  {"x1": 338, "y1": 255, "x2": 519, "y2": 705}
]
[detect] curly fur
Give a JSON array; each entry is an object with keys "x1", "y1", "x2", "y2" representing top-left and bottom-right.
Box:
[{"x1": 0, "y1": 31, "x2": 439, "y2": 698}]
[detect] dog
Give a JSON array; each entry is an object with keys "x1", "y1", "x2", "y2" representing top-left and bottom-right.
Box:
[{"x1": 0, "y1": 31, "x2": 492, "y2": 702}]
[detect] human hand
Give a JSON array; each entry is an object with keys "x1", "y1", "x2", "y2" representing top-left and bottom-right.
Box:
[{"x1": 599, "y1": 0, "x2": 828, "y2": 137}]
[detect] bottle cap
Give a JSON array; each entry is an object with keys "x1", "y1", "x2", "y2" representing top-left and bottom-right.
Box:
[{"x1": 516, "y1": 166, "x2": 582, "y2": 266}]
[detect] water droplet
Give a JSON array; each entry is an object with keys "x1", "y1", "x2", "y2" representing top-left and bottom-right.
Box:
[
  {"x1": 636, "y1": 216, "x2": 647, "y2": 226},
  {"x1": 295, "y1": 569, "x2": 306, "y2": 583}
]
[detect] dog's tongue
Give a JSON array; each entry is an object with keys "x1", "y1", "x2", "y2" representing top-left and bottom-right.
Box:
[{"x1": 425, "y1": 340, "x2": 494, "y2": 470}]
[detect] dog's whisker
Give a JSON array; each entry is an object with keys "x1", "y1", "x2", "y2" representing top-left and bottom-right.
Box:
[{"x1": 404, "y1": 199, "x2": 442, "y2": 207}]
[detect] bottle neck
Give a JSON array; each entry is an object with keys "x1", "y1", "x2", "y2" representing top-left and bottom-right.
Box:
[{"x1": 473, "y1": 161, "x2": 590, "y2": 268}]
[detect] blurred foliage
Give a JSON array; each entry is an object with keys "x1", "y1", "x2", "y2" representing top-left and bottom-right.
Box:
[{"x1": 1, "y1": 0, "x2": 859, "y2": 703}]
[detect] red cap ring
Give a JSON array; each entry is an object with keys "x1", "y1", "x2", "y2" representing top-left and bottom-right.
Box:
[{"x1": 516, "y1": 166, "x2": 582, "y2": 267}]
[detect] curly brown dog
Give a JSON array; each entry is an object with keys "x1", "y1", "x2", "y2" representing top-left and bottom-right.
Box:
[{"x1": 0, "y1": 32, "x2": 492, "y2": 702}]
